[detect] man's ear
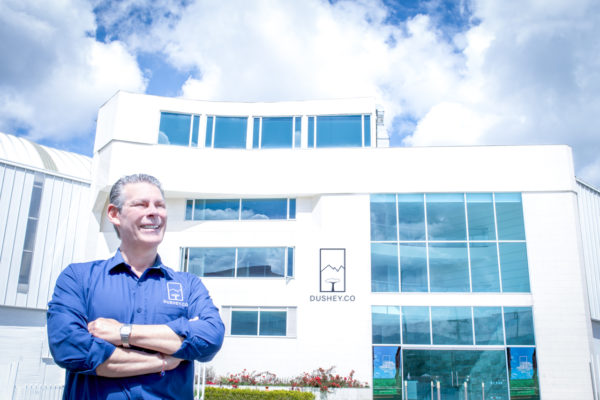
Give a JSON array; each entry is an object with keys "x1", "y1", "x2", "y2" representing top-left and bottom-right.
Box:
[{"x1": 107, "y1": 204, "x2": 120, "y2": 227}]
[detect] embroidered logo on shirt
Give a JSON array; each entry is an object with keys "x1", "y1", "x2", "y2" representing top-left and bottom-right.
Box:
[{"x1": 167, "y1": 282, "x2": 184, "y2": 301}]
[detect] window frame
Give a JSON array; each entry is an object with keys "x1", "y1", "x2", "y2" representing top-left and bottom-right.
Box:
[
  {"x1": 307, "y1": 114, "x2": 373, "y2": 148},
  {"x1": 185, "y1": 198, "x2": 296, "y2": 221},
  {"x1": 370, "y1": 192, "x2": 530, "y2": 294},
  {"x1": 223, "y1": 306, "x2": 297, "y2": 338},
  {"x1": 182, "y1": 246, "x2": 295, "y2": 279},
  {"x1": 205, "y1": 115, "x2": 249, "y2": 149},
  {"x1": 251, "y1": 116, "x2": 302, "y2": 149},
  {"x1": 158, "y1": 111, "x2": 201, "y2": 147}
]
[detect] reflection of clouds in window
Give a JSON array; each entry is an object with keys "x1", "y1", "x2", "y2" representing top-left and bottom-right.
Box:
[
  {"x1": 188, "y1": 248, "x2": 235, "y2": 277},
  {"x1": 240, "y1": 210, "x2": 269, "y2": 220},
  {"x1": 237, "y1": 247, "x2": 285, "y2": 277},
  {"x1": 158, "y1": 130, "x2": 170, "y2": 144},
  {"x1": 242, "y1": 199, "x2": 287, "y2": 220},
  {"x1": 203, "y1": 208, "x2": 239, "y2": 220},
  {"x1": 398, "y1": 222, "x2": 425, "y2": 240}
]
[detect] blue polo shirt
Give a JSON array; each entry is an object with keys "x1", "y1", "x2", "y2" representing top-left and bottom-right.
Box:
[{"x1": 47, "y1": 250, "x2": 224, "y2": 399}]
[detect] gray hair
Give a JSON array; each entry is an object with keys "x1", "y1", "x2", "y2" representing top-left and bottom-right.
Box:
[
  {"x1": 109, "y1": 173, "x2": 164, "y2": 211},
  {"x1": 109, "y1": 174, "x2": 164, "y2": 237}
]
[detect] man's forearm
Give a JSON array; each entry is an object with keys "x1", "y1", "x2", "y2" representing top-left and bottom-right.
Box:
[
  {"x1": 95, "y1": 348, "x2": 179, "y2": 378},
  {"x1": 88, "y1": 318, "x2": 183, "y2": 355},
  {"x1": 129, "y1": 324, "x2": 184, "y2": 355}
]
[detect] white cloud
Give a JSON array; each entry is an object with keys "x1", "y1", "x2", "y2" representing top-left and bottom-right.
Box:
[
  {"x1": 2, "y1": 0, "x2": 600, "y2": 185},
  {"x1": 0, "y1": 0, "x2": 146, "y2": 143}
]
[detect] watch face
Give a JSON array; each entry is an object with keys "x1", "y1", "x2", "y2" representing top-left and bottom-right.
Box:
[{"x1": 121, "y1": 324, "x2": 132, "y2": 347}]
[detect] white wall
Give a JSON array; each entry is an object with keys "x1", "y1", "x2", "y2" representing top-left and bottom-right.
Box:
[
  {"x1": 523, "y1": 191, "x2": 594, "y2": 399},
  {"x1": 0, "y1": 162, "x2": 90, "y2": 309},
  {"x1": 0, "y1": 161, "x2": 90, "y2": 390}
]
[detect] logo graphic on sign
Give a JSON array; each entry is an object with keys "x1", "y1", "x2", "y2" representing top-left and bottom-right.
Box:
[
  {"x1": 320, "y1": 249, "x2": 346, "y2": 292},
  {"x1": 167, "y1": 282, "x2": 184, "y2": 301}
]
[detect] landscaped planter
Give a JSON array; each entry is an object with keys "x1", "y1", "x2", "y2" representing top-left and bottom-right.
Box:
[{"x1": 207, "y1": 385, "x2": 372, "y2": 400}]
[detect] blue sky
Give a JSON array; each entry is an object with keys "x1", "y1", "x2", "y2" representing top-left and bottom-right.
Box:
[{"x1": 1, "y1": 0, "x2": 600, "y2": 185}]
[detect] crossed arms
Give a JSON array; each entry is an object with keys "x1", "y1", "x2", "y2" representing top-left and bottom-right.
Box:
[
  {"x1": 47, "y1": 263, "x2": 224, "y2": 378},
  {"x1": 87, "y1": 318, "x2": 184, "y2": 377}
]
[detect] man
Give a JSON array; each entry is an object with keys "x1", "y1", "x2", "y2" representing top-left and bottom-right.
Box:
[{"x1": 47, "y1": 174, "x2": 224, "y2": 399}]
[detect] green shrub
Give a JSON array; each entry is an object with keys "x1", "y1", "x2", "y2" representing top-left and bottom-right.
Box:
[{"x1": 204, "y1": 387, "x2": 314, "y2": 400}]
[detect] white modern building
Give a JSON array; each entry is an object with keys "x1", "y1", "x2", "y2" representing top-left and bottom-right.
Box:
[
  {"x1": 2, "y1": 90, "x2": 600, "y2": 400},
  {"x1": 0, "y1": 132, "x2": 91, "y2": 398}
]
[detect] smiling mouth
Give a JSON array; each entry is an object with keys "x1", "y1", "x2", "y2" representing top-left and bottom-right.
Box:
[{"x1": 140, "y1": 224, "x2": 160, "y2": 229}]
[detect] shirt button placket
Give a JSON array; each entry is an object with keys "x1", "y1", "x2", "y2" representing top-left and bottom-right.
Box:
[{"x1": 133, "y1": 280, "x2": 144, "y2": 323}]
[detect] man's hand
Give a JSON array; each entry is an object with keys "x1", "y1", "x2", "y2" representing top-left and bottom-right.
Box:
[{"x1": 88, "y1": 317, "x2": 123, "y2": 346}]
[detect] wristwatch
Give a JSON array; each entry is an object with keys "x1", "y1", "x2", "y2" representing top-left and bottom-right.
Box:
[{"x1": 120, "y1": 324, "x2": 132, "y2": 348}]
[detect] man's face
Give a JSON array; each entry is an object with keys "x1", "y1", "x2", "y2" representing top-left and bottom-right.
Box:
[{"x1": 109, "y1": 182, "x2": 167, "y2": 250}]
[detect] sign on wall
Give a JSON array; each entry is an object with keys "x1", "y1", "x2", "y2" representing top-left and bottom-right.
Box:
[
  {"x1": 320, "y1": 248, "x2": 346, "y2": 292},
  {"x1": 310, "y1": 248, "x2": 355, "y2": 302}
]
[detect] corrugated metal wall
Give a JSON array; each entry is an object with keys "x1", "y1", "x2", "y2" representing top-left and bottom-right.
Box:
[
  {"x1": 578, "y1": 180, "x2": 600, "y2": 320},
  {"x1": 0, "y1": 162, "x2": 90, "y2": 310}
]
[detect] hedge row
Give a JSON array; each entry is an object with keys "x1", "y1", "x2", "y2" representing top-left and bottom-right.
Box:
[{"x1": 204, "y1": 387, "x2": 315, "y2": 400}]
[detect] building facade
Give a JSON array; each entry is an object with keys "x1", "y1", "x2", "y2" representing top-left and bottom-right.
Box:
[
  {"x1": 0, "y1": 132, "x2": 91, "y2": 397},
  {"x1": 2, "y1": 90, "x2": 600, "y2": 399},
  {"x1": 86, "y1": 91, "x2": 597, "y2": 399}
]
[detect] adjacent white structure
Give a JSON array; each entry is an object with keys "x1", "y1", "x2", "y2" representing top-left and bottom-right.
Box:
[
  {"x1": 0, "y1": 132, "x2": 91, "y2": 397},
  {"x1": 2, "y1": 90, "x2": 600, "y2": 400}
]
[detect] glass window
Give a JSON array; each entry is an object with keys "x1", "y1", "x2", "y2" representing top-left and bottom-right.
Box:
[
  {"x1": 187, "y1": 248, "x2": 236, "y2": 277},
  {"x1": 308, "y1": 116, "x2": 314, "y2": 147},
  {"x1": 507, "y1": 347, "x2": 540, "y2": 399},
  {"x1": 289, "y1": 199, "x2": 296, "y2": 219},
  {"x1": 191, "y1": 115, "x2": 199, "y2": 146},
  {"x1": 397, "y1": 194, "x2": 425, "y2": 241},
  {"x1": 400, "y1": 243, "x2": 427, "y2": 292},
  {"x1": 372, "y1": 306, "x2": 401, "y2": 344},
  {"x1": 187, "y1": 198, "x2": 294, "y2": 221},
  {"x1": 499, "y1": 242, "x2": 530, "y2": 292},
  {"x1": 205, "y1": 116, "x2": 214, "y2": 147},
  {"x1": 426, "y1": 193, "x2": 467, "y2": 240},
  {"x1": 231, "y1": 310, "x2": 258, "y2": 335},
  {"x1": 371, "y1": 243, "x2": 399, "y2": 292},
  {"x1": 403, "y1": 350, "x2": 509, "y2": 400},
  {"x1": 294, "y1": 117, "x2": 301, "y2": 148},
  {"x1": 473, "y1": 307, "x2": 504, "y2": 345},
  {"x1": 158, "y1": 112, "x2": 191, "y2": 146},
  {"x1": 470, "y1": 242, "x2": 500, "y2": 292},
  {"x1": 287, "y1": 247, "x2": 294, "y2": 277},
  {"x1": 504, "y1": 307, "x2": 535, "y2": 345},
  {"x1": 241, "y1": 199, "x2": 287, "y2": 220},
  {"x1": 372, "y1": 346, "x2": 402, "y2": 400},
  {"x1": 429, "y1": 243, "x2": 469, "y2": 292},
  {"x1": 364, "y1": 115, "x2": 371, "y2": 147},
  {"x1": 496, "y1": 193, "x2": 526, "y2": 240},
  {"x1": 195, "y1": 199, "x2": 239, "y2": 220},
  {"x1": 431, "y1": 307, "x2": 473, "y2": 345},
  {"x1": 316, "y1": 115, "x2": 362, "y2": 148},
  {"x1": 237, "y1": 247, "x2": 286, "y2": 277},
  {"x1": 185, "y1": 200, "x2": 193, "y2": 220},
  {"x1": 18, "y1": 173, "x2": 44, "y2": 293},
  {"x1": 261, "y1": 117, "x2": 293, "y2": 148},
  {"x1": 370, "y1": 194, "x2": 397, "y2": 241},
  {"x1": 259, "y1": 311, "x2": 287, "y2": 336},
  {"x1": 252, "y1": 118, "x2": 260, "y2": 148},
  {"x1": 467, "y1": 193, "x2": 496, "y2": 240},
  {"x1": 186, "y1": 247, "x2": 291, "y2": 278},
  {"x1": 402, "y1": 306, "x2": 430, "y2": 344},
  {"x1": 213, "y1": 116, "x2": 247, "y2": 148}
]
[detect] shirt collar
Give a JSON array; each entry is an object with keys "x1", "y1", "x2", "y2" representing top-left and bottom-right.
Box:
[{"x1": 108, "y1": 249, "x2": 174, "y2": 279}]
